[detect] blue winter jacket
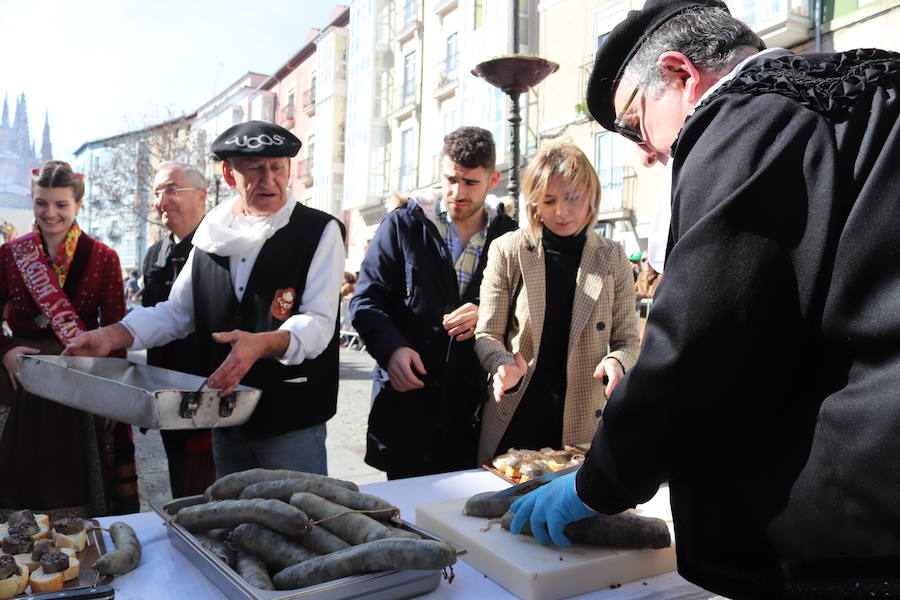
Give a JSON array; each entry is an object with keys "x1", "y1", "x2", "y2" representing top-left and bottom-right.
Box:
[{"x1": 350, "y1": 198, "x2": 517, "y2": 475}]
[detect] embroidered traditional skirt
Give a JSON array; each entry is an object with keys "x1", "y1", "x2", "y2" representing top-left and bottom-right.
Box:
[{"x1": 0, "y1": 333, "x2": 139, "y2": 519}]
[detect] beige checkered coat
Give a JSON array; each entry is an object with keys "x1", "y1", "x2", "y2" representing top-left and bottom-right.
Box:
[{"x1": 474, "y1": 228, "x2": 640, "y2": 463}]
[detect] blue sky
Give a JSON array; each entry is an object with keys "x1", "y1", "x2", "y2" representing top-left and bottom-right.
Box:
[{"x1": 0, "y1": 0, "x2": 344, "y2": 161}]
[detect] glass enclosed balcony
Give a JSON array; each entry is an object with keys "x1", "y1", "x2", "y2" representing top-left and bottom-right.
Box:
[{"x1": 726, "y1": 0, "x2": 812, "y2": 48}]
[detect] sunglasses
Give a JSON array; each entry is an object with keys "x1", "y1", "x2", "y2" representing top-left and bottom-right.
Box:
[{"x1": 613, "y1": 84, "x2": 645, "y2": 146}]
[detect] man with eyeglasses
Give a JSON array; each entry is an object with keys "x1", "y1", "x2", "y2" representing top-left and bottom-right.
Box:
[
  {"x1": 141, "y1": 161, "x2": 213, "y2": 498},
  {"x1": 508, "y1": 0, "x2": 900, "y2": 598},
  {"x1": 68, "y1": 121, "x2": 345, "y2": 479}
]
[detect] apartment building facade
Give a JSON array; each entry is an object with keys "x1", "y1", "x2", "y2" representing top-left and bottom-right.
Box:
[
  {"x1": 538, "y1": 0, "x2": 900, "y2": 259},
  {"x1": 75, "y1": 0, "x2": 900, "y2": 275},
  {"x1": 307, "y1": 14, "x2": 350, "y2": 219},
  {"x1": 344, "y1": 0, "x2": 540, "y2": 268},
  {"x1": 257, "y1": 5, "x2": 350, "y2": 222}
]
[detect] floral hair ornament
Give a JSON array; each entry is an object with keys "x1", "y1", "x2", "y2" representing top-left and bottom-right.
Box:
[
  {"x1": 32, "y1": 168, "x2": 40, "y2": 175},
  {"x1": 75, "y1": 173, "x2": 84, "y2": 180}
]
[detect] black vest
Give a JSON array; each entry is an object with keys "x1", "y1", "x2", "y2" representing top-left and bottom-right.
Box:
[
  {"x1": 191, "y1": 204, "x2": 341, "y2": 439},
  {"x1": 142, "y1": 231, "x2": 205, "y2": 376}
]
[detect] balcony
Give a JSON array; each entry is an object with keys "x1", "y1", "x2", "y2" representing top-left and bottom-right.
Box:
[
  {"x1": 433, "y1": 54, "x2": 459, "y2": 101},
  {"x1": 726, "y1": 0, "x2": 811, "y2": 48},
  {"x1": 395, "y1": 0, "x2": 420, "y2": 44},
  {"x1": 296, "y1": 160, "x2": 313, "y2": 186},
  {"x1": 596, "y1": 166, "x2": 637, "y2": 221},
  {"x1": 433, "y1": 0, "x2": 458, "y2": 17},
  {"x1": 278, "y1": 104, "x2": 295, "y2": 128},
  {"x1": 359, "y1": 198, "x2": 389, "y2": 226},
  {"x1": 390, "y1": 84, "x2": 418, "y2": 121},
  {"x1": 302, "y1": 89, "x2": 316, "y2": 116}
]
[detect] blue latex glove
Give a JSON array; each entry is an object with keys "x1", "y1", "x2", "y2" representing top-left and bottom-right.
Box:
[{"x1": 509, "y1": 471, "x2": 597, "y2": 546}]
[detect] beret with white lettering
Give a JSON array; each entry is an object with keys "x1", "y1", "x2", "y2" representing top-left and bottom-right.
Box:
[
  {"x1": 586, "y1": 0, "x2": 730, "y2": 131},
  {"x1": 211, "y1": 120, "x2": 302, "y2": 160}
]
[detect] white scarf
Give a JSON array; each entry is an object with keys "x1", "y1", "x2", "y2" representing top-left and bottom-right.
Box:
[{"x1": 192, "y1": 192, "x2": 296, "y2": 256}]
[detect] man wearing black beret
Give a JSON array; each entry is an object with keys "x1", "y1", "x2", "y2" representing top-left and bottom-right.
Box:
[
  {"x1": 70, "y1": 121, "x2": 345, "y2": 477},
  {"x1": 510, "y1": 1, "x2": 900, "y2": 597}
]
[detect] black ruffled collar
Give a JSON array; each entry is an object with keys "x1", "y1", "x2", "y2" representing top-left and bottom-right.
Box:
[
  {"x1": 674, "y1": 49, "x2": 900, "y2": 155},
  {"x1": 715, "y1": 49, "x2": 898, "y2": 117}
]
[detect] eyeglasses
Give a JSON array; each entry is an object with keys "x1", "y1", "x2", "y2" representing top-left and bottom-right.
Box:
[
  {"x1": 613, "y1": 84, "x2": 645, "y2": 146},
  {"x1": 153, "y1": 187, "x2": 199, "y2": 200}
]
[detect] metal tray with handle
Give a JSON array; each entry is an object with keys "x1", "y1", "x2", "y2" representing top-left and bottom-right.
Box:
[
  {"x1": 151, "y1": 496, "x2": 447, "y2": 600},
  {"x1": 2, "y1": 517, "x2": 112, "y2": 598},
  {"x1": 16, "y1": 355, "x2": 260, "y2": 430}
]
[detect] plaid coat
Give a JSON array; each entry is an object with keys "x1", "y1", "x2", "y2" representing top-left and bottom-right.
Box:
[{"x1": 474, "y1": 228, "x2": 640, "y2": 463}]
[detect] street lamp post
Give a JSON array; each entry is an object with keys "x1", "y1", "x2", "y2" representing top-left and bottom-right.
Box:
[{"x1": 471, "y1": 56, "x2": 558, "y2": 205}]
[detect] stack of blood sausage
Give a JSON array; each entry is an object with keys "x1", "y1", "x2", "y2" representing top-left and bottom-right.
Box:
[{"x1": 176, "y1": 468, "x2": 456, "y2": 591}]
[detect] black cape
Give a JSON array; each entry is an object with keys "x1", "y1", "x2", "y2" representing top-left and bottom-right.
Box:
[{"x1": 577, "y1": 49, "x2": 900, "y2": 597}]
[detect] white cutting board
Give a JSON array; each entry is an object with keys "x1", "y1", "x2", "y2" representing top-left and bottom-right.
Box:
[{"x1": 415, "y1": 486, "x2": 676, "y2": 600}]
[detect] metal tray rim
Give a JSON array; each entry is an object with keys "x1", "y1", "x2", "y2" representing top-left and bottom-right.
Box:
[
  {"x1": 20, "y1": 354, "x2": 149, "y2": 395},
  {"x1": 19, "y1": 355, "x2": 260, "y2": 393}
]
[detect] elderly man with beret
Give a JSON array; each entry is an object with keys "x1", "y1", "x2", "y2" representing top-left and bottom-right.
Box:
[
  {"x1": 69, "y1": 121, "x2": 345, "y2": 477},
  {"x1": 510, "y1": 1, "x2": 900, "y2": 598}
]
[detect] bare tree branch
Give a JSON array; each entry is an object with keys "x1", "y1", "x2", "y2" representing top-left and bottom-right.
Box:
[{"x1": 91, "y1": 106, "x2": 211, "y2": 239}]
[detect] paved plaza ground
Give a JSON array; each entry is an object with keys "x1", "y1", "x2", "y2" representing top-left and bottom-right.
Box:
[{"x1": 134, "y1": 347, "x2": 385, "y2": 511}]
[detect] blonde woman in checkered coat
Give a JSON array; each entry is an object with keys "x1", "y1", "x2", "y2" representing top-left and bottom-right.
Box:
[{"x1": 474, "y1": 143, "x2": 640, "y2": 464}]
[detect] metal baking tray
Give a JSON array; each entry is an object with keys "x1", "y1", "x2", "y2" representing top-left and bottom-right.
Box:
[
  {"x1": 483, "y1": 444, "x2": 589, "y2": 485},
  {"x1": 16, "y1": 355, "x2": 260, "y2": 430},
  {"x1": 2, "y1": 518, "x2": 112, "y2": 597},
  {"x1": 151, "y1": 496, "x2": 446, "y2": 600}
]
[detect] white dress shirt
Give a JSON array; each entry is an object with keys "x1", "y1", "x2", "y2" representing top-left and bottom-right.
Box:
[{"x1": 122, "y1": 200, "x2": 344, "y2": 366}]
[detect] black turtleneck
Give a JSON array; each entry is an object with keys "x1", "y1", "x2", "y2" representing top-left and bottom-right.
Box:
[
  {"x1": 533, "y1": 225, "x2": 587, "y2": 388},
  {"x1": 495, "y1": 225, "x2": 586, "y2": 454}
]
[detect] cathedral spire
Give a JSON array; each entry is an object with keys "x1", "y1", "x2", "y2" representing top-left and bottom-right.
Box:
[
  {"x1": 40, "y1": 110, "x2": 52, "y2": 162},
  {"x1": 1, "y1": 94, "x2": 8, "y2": 128},
  {"x1": 15, "y1": 93, "x2": 31, "y2": 158},
  {"x1": 12, "y1": 94, "x2": 23, "y2": 131}
]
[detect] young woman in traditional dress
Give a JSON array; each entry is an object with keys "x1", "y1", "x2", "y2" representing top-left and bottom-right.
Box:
[{"x1": 0, "y1": 160, "x2": 139, "y2": 518}]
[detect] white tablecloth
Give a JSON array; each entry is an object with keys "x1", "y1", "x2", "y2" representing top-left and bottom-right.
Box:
[{"x1": 95, "y1": 470, "x2": 716, "y2": 600}]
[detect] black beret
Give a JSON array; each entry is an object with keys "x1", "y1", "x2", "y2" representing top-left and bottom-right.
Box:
[
  {"x1": 586, "y1": 0, "x2": 729, "y2": 131},
  {"x1": 211, "y1": 120, "x2": 301, "y2": 160}
]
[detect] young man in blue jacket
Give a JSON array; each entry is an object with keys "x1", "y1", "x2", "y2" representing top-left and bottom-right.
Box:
[{"x1": 351, "y1": 126, "x2": 517, "y2": 479}]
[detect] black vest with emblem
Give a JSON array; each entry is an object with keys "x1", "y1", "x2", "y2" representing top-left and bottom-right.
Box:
[{"x1": 191, "y1": 204, "x2": 341, "y2": 440}]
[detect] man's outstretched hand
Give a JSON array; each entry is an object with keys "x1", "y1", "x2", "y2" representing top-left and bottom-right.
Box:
[
  {"x1": 65, "y1": 323, "x2": 134, "y2": 358},
  {"x1": 509, "y1": 471, "x2": 597, "y2": 546},
  {"x1": 207, "y1": 329, "x2": 289, "y2": 396}
]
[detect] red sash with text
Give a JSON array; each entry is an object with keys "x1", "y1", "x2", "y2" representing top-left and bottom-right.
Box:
[{"x1": 10, "y1": 233, "x2": 88, "y2": 345}]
